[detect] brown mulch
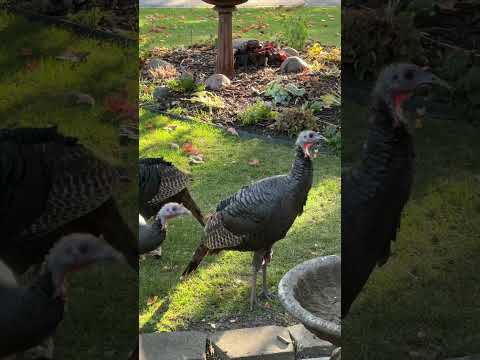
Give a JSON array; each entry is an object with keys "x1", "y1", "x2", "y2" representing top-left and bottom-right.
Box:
[{"x1": 141, "y1": 45, "x2": 341, "y2": 136}]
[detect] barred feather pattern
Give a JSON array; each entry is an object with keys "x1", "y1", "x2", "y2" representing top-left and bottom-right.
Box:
[
  {"x1": 139, "y1": 158, "x2": 190, "y2": 207},
  {"x1": 203, "y1": 212, "x2": 246, "y2": 250},
  {"x1": 19, "y1": 145, "x2": 117, "y2": 240}
]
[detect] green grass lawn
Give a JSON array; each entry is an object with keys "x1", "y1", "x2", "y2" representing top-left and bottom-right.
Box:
[
  {"x1": 139, "y1": 6, "x2": 340, "y2": 53},
  {"x1": 138, "y1": 109, "x2": 341, "y2": 332},
  {"x1": 1, "y1": 11, "x2": 138, "y2": 359},
  {"x1": 342, "y1": 102, "x2": 480, "y2": 360}
]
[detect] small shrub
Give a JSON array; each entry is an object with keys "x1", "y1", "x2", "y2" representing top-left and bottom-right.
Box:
[
  {"x1": 66, "y1": 7, "x2": 107, "y2": 28},
  {"x1": 283, "y1": 15, "x2": 309, "y2": 51},
  {"x1": 265, "y1": 81, "x2": 306, "y2": 105},
  {"x1": 274, "y1": 108, "x2": 318, "y2": 136},
  {"x1": 189, "y1": 91, "x2": 224, "y2": 112},
  {"x1": 239, "y1": 101, "x2": 278, "y2": 125},
  {"x1": 323, "y1": 125, "x2": 341, "y2": 156},
  {"x1": 166, "y1": 74, "x2": 202, "y2": 93},
  {"x1": 149, "y1": 65, "x2": 177, "y2": 80}
]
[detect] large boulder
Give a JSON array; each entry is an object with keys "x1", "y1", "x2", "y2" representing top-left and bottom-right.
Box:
[
  {"x1": 205, "y1": 74, "x2": 231, "y2": 91},
  {"x1": 280, "y1": 56, "x2": 309, "y2": 73}
]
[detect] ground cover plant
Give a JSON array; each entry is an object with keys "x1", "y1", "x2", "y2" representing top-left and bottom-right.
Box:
[
  {"x1": 138, "y1": 110, "x2": 341, "y2": 333},
  {"x1": 0, "y1": 10, "x2": 137, "y2": 358}
]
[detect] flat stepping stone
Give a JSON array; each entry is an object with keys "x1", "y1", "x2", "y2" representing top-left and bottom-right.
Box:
[
  {"x1": 140, "y1": 331, "x2": 207, "y2": 360},
  {"x1": 210, "y1": 325, "x2": 295, "y2": 360},
  {"x1": 288, "y1": 324, "x2": 335, "y2": 358}
]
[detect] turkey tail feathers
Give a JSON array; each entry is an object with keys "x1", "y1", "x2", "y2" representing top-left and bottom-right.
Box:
[{"x1": 181, "y1": 244, "x2": 208, "y2": 278}]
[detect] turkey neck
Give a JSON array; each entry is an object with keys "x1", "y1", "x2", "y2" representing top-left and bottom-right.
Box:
[
  {"x1": 353, "y1": 102, "x2": 415, "y2": 201},
  {"x1": 290, "y1": 146, "x2": 314, "y2": 184}
]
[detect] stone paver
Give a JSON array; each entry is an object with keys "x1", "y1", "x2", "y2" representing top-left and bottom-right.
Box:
[
  {"x1": 140, "y1": 0, "x2": 339, "y2": 8},
  {"x1": 210, "y1": 326, "x2": 295, "y2": 360},
  {"x1": 140, "y1": 331, "x2": 207, "y2": 360},
  {"x1": 288, "y1": 324, "x2": 335, "y2": 358}
]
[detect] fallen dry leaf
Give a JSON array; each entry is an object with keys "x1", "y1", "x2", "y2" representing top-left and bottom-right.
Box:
[
  {"x1": 147, "y1": 295, "x2": 158, "y2": 306},
  {"x1": 164, "y1": 124, "x2": 177, "y2": 131},
  {"x1": 25, "y1": 60, "x2": 39, "y2": 72},
  {"x1": 248, "y1": 158, "x2": 261, "y2": 167},
  {"x1": 226, "y1": 127, "x2": 239, "y2": 136},
  {"x1": 189, "y1": 155, "x2": 204, "y2": 164},
  {"x1": 170, "y1": 143, "x2": 180, "y2": 150},
  {"x1": 182, "y1": 142, "x2": 201, "y2": 155}
]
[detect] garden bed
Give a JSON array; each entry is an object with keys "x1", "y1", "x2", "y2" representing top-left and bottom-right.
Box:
[{"x1": 140, "y1": 43, "x2": 341, "y2": 142}]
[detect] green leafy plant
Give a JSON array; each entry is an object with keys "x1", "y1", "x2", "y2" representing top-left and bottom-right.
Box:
[
  {"x1": 265, "y1": 81, "x2": 306, "y2": 105},
  {"x1": 283, "y1": 15, "x2": 309, "y2": 51},
  {"x1": 166, "y1": 74, "x2": 202, "y2": 93},
  {"x1": 274, "y1": 108, "x2": 318, "y2": 136},
  {"x1": 66, "y1": 7, "x2": 109, "y2": 28},
  {"x1": 239, "y1": 101, "x2": 278, "y2": 125},
  {"x1": 189, "y1": 91, "x2": 224, "y2": 112},
  {"x1": 323, "y1": 125, "x2": 341, "y2": 156}
]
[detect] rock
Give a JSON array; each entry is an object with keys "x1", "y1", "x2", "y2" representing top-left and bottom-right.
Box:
[
  {"x1": 147, "y1": 58, "x2": 174, "y2": 72},
  {"x1": 153, "y1": 86, "x2": 170, "y2": 102},
  {"x1": 210, "y1": 326, "x2": 295, "y2": 360},
  {"x1": 280, "y1": 57, "x2": 309, "y2": 74},
  {"x1": 205, "y1": 74, "x2": 231, "y2": 91},
  {"x1": 287, "y1": 324, "x2": 335, "y2": 358},
  {"x1": 282, "y1": 47, "x2": 299, "y2": 57},
  {"x1": 139, "y1": 331, "x2": 207, "y2": 360}
]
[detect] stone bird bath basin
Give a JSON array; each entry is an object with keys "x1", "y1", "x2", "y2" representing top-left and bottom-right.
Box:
[{"x1": 278, "y1": 255, "x2": 341, "y2": 347}]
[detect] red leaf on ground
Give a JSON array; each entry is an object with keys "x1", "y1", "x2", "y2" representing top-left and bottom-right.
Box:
[
  {"x1": 248, "y1": 158, "x2": 261, "y2": 167},
  {"x1": 182, "y1": 142, "x2": 201, "y2": 155},
  {"x1": 104, "y1": 94, "x2": 138, "y2": 121}
]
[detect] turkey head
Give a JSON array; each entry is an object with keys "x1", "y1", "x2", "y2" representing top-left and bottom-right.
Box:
[
  {"x1": 295, "y1": 130, "x2": 326, "y2": 158},
  {"x1": 372, "y1": 63, "x2": 450, "y2": 133},
  {"x1": 45, "y1": 233, "x2": 125, "y2": 300},
  {"x1": 156, "y1": 202, "x2": 192, "y2": 230}
]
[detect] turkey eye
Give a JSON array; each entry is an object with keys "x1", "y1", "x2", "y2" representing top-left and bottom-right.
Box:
[
  {"x1": 309, "y1": 133, "x2": 313, "y2": 138},
  {"x1": 78, "y1": 243, "x2": 89, "y2": 254},
  {"x1": 172, "y1": 207, "x2": 177, "y2": 211},
  {"x1": 405, "y1": 70, "x2": 414, "y2": 80},
  {"x1": 393, "y1": 74, "x2": 399, "y2": 80}
]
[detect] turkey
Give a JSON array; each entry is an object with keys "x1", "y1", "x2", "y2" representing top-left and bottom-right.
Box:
[
  {"x1": 0, "y1": 126, "x2": 138, "y2": 274},
  {"x1": 182, "y1": 130, "x2": 324, "y2": 309},
  {"x1": 139, "y1": 157, "x2": 205, "y2": 226},
  {"x1": 139, "y1": 202, "x2": 192, "y2": 255},
  {"x1": 0, "y1": 233, "x2": 124, "y2": 357},
  {"x1": 341, "y1": 63, "x2": 450, "y2": 317}
]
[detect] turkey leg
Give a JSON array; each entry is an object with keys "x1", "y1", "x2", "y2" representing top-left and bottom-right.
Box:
[
  {"x1": 260, "y1": 248, "x2": 274, "y2": 300},
  {"x1": 250, "y1": 251, "x2": 264, "y2": 310}
]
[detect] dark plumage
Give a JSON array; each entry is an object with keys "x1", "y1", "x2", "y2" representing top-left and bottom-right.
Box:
[
  {"x1": 182, "y1": 130, "x2": 324, "y2": 309},
  {"x1": 0, "y1": 233, "x2": 124, "y2": 357},
  {"x1": 0, "y1": 126, "x2": 138, "y2": 274},
  {"x1": 139, "y1": 202, "x2": 191, "y2": 255},
  {"x1": 139, "y1": 157, "x2": 205, "y2": 226},
  {"x1": 341, "y1": 64, "x2": 450, "y2": 317}
]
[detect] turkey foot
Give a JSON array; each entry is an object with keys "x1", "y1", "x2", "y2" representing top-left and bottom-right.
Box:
[{"x1": 260, "y1": 263, "x2": 275, "y2": 301}]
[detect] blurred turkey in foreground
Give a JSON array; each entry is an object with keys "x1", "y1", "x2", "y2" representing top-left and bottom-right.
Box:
[
  {"x1": 182, "y1": 130, "x2": 325, "y2": 310},
  {"x1": 0, "y1": 126, "x2": 138, "y2": 273},
  {"x1": 139, "y1": 157, "x2": 205, "y2": 226},
  {"x1": 342, "y1": 64, "x2": 450, "y2": 317},
  {"x1": 0, "y1": 233, "x2": 124, "y2": 357}
]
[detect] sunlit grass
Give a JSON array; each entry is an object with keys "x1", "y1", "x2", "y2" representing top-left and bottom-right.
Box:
[
  {"x1": 139, "y1": 110, "x2": 340, "y2": 332},
  {"x1": 139, "y1": 7, "x2": 341, "y2": 52}
]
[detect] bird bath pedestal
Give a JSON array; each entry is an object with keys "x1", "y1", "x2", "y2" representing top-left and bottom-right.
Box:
[{"x1": 202, "y1": 0, "x2": 248, "y2": 78}]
